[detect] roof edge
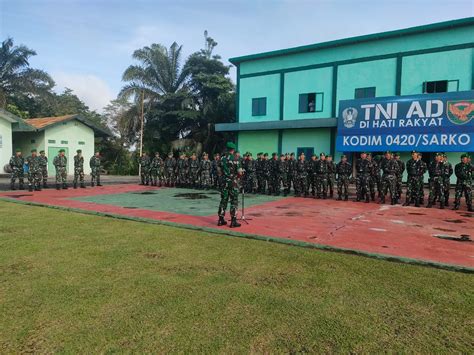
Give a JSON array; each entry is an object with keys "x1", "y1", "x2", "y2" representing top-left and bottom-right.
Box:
[{"x1": 229, "y1": 17, "x2": 474, "y2": 64}]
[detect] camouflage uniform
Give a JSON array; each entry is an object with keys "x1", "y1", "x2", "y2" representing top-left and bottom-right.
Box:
[
  {"x1": 164, "y1": 155, "x2": 176, "y2": 187},
  {"x1": 256, "y1": 156, "x2": 266, "y2": 194},
  {"x1": 380, "y1": 157, "x2": 399, "y2": 205},
  {"x1": 38, "y1": 153, "x2": 48, "y2": 188},
  {"x1": 218, "y1": 150, "x2": 241, "y2": 226},
  {"x1": 308, "y1": 156, "x2": 318, "y2": 197},
  {"x1": 394, "y1": 156, "x2": 405, "y2": 202},
  {"x1": 90, "y1": 155, "x2": 102, "y2": 186},
  {"x1": 139, "y1": 155, "x2": 151, "y2": 185},
  {"x1": 9, "y1": 154, "x2": 25, "y2": 190},
  {"x1": 277, "y1": 156, "x2": 289, "y2": 196},
  {"x1": 264, "y1": 157, "x2": 274, "y2": 195},
  {"x1": 443, "y1": 159, "x2": 453, "y2": 206},
  {"x1": 189, "y1": 157, "x2": 201, "y2": 188},
  {"x1": 315, "y1": 158, "x2": 328, "y2": 199},
  {"x1": 355, "y1": 157, "x2": 371, "y2": 202},
  {"x1": 211, "y1": 156, "x2": 219, "y2": 189},
  {"x1": 427, "y1": 158, "x2": 445, "y2": 209},
  {"x1": 287, "y1": 155, "x2": 296, "y2": 194},
  {"x1": 150, "y1": 155, "x2": 164, "y2": 187},
  {"x1": 404, "y1": 157, "x2": 424, "y2": 207},
  {"x1": 326, "y1": 158, "x2": 336, "y2": 198},
  {"x1": 73, "y1": 154, "x2": 85, "y2": 188},
  {"x1": 336, "y1": 159, "x2": 352, "y2": 200},
  {"x1": 419, "y1": 158, "x2": 428, "y2": 204},
  {"x1": 269, "y1": 155, "x2": 280, "y2": 195},
  {"x1": 200, "y1": 157, "x2": 212, "y2": 189},
  {"x1": 26, "y1": 153, "x2": 42, "y2": 191},
  {"x1": 295, "y1": 158, "x2": 308, "y2": 197},
  {"x1": 368, "y1": 157, "x2": 378, "y2": 201},
  {"x1": 243, "y1": 156, "x2": 257, "y2": 193},
  {"x1": 176, "y1": 157, "x2": 187, "y2": 187},
  {"x1": 453, "y1": 157, "x2": 473, "y2": 211},
  {"x1": 53, "y1": 154, "x2": 68, "y2": 189}
]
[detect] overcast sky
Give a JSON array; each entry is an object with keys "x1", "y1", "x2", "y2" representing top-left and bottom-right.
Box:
[{"x1": 1, "y1": 0, "x2": 473, "y2": 112}]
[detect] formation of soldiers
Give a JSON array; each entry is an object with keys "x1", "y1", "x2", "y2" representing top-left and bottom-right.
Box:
[{"x1": 9, "y1": 148, "x2": 102, "y2": 191}]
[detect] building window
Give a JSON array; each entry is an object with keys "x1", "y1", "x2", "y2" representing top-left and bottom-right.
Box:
[
  {"x1": 61, "y1": 140, "x2": 68, "y2": 144},
  {"x1": 48, "y1": 139, "x2": 56, "y2": 144},
  {"x1": 299, "y1": 92, "x2": 323, "y2": 113},
  {"x1": 252, "y1": 97, "x2": 267, "y2": 116},
  {"x1": 296, "y1": 147, "x2": 314, "y2": 158},
  {"x1": 423, "y1": 80, "x2": 459, "y2": 93},
  {"x1": 354, "y1": 87, "x2": 376, "y2": 99},
  {"x1": 78, "y1": 141, "x2": 85, "y2": 145},
  {"x1": 30, "y1": 139, "x2": 36, "y2": 143}
]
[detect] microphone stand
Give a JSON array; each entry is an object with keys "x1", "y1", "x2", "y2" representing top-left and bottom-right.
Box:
[{"x1": 238, "y1": 172, "x2": 252, "y2": 224}]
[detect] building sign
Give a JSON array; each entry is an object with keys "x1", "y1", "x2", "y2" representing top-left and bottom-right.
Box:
[{"x1": 336, "y1": 90, "x2": 474, "y2": 152}]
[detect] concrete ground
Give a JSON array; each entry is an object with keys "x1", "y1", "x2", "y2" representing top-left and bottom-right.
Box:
[{"x1": 1, "y1": 184, "x2": 472, "y2": 271}]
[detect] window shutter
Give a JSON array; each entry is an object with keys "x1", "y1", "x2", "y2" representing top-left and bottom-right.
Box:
[
  {"x1": 260, "y1": 98, "x2": 267, "y2": 115},
  {"x1": 299, "y1": 94, "x2": 307, "y2": 113},
  {"x1": 252, "y1": 99, "x2": 258, "y2": 116}
]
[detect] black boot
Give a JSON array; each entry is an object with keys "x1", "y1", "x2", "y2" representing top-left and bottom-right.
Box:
[
  {"x1": 97, "y1": 183, "x2": 103, "y2": 187},
  {"x1": 28, "y1": 185, "x2": 33, "y2": 192},
  {"x1": 344, "y1": 195, "x2": 348, "y2": 201},
  {"x1": 391, "y1": 198, "x2": 396, "y2": 205},
  {"x1": 230, "y1": 217, "x2": 241, "y2": 228},
  {"x1": 43, "y1": 182, "x2": 48, "y2": 189},
  {"x1": 10, "y1": 183, "x2": 16, "y2": 190},
  {"x1": 440, "y1": 202, "x2": 444, "y2": 210},
  {"x1": 365, "y1": 195, "x2": 370, "y2": 203},
  {"x1": 452, "y1": 205, "x2": 459, "y2": 211},
  {"x1": 19, "y1": 184, "x2": 24, "y2": 190},
  {"x1": 371, "y1": 193, "x2": 375, "y2": 201},
  {"x1": 426, "y1": 202, "x2": 432, "y2": 208},
  {"x1": 80, "y1": 183, "x2": 86, "y2": 188},
  {"x1": 91, "y1": 182, "x2": 95, "y2": 187},
  {"x1": 217, "y1": 216, "x2": 227, "y2": 226},
  {"x1": 380, "y1": 197, "x2": 385, "y2": 204},
  {"x1": 468, "y1": 205, "x2": 473, "y2": 212},
  {"x1": 337, "y1": 195, "x2": 342, "y2": 201},
  {"x1": 56, "y1": 184, "x2": 61, "y2": 190},
  {"x1": 62, "y1": 184, "x2": 68, "y2": 190},
  {"x1": 403, "y1": 200, "x2": 410, "y2": 206},
  {"x1": 73, "y1": 183, "x2": 77, "y2": 189}
]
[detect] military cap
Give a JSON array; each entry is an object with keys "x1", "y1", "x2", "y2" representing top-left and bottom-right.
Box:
[
  {"x1": 15, "y1": 148, "x2": 21, "y2": 152},
  {"x1": 411, "y1": 150, "x2": 418, "y2": 154},
  {"x1": 257, "y1": 152, "x2": 263, "y2": 156},
  {"x1": 394, "y1": 152, "x2": 400, "y2": 157},
  {"x1": 384, "y1": 150, "x2": 391, "y2": 155},
  {"x1": 442, "y1": 153, "x2": 447, "y2": 158},
  {"x1": 312, "y1": 153, "x2": 317, "y2": 157},
  {"x1": 290, "y1": 152, "x2": 295, "y2": 156},
  {"x1": 461, "y1": 153, "x2": 470, "y2": 159},
  {"x1": 76, "y1": 149, "x2": 82, "y2": 153},
  {"x1": 235, "y1": 150, "x2": 240, "y2": 154},
  {"x1": 39, "y1": 150, "x2": 45, "y2": 154},
  {"x1": 280, "y1": 154, "x2": 285, "y2": 157},
  {"x1": 327, "y1": 154, "x2": 332, "y2": 158},
  {"x1": 272, "y1": 152, "x2": 277, "y2": 156},
  {"x1": 59, "y1": 149, "x2": 65, "y2": 153},
  {"x1": 320, "y1": 152, "x2": 326, "y2": 156},
  {"x1": 435, "y1": 152, "x2": 443, "y2": 157},
  {"x1": 367, "y1": 152, "x2": 372, "y2": 156},
  {"x1": 31, "y1": 149, "x2": 37, "y2": 153},
  {"x1": 202, "y1": 152, "x2": 208, "y2": 156},
  {"x1": 168, "y1": 152, "x2": 173, "y2": 155},
  {"x1": 263, "y1": 153, "x2": 268, "y2": 157},
  {"x1": 226, "y1": 142, "x2": 236, "y2": 150},
  {"x1": 360, "y1": 151, "x2": 367, "y2": 155},
  {"x1": 341, "y1": 154, "x2": 347, "y2": 159},
  {"x1": 247, "y1": 152, "x2": 252, "y2": 156}
]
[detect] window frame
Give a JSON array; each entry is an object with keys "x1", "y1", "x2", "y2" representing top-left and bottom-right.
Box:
[
  {"x1": 298, "y1": 92, "x2": 324, "y2": 113},
  {"x1": 354, "y1": 87, "x2": 376, "y2": 99},
  {"x1": 252, "y1": 97, "x2": 267, "y2": 117},
  {"x1": 423, "y1": 79, "x2": 459, "y2": 94}
]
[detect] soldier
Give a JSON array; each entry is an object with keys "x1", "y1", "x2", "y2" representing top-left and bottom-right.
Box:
[
  {"x1": 269, "y1": 152, "x2": 280, "y2": 195},
  {"x1": 295, "y1": 152, "x2": 308, "y2": 197},
  {"x1": 308, "y1": 154, "x2": 318, "y2": 197},
  {"x1": 287, "y1": 152, "x2": 296, "y2": 195},
  {"x1": 217, "y1": 142, "x2": 241, "y2": 228},
  {"x1": 336, "y1": 154, "x2": 351, "y2": 201},
  {"x1": 394, "y1": 152, "x2": 405, "y2": 204},
  {"x1": 367, "y1": 153, "x2": 377, "y2": 201},
  {"x1": 256, "y1": 152, "x2": 265, "y2": 194},
  {"x1": 73, "y1": 149, "x2": 85, "y2": 189},
  {"x1": 189, "y1": 152, "x2": 201, "y2": 189},
  {"x1": 326, "y1": 154, "x2": 336, "y2": 198},
  {"x1": 53, "y1": 149, "x2": 68, "y2": 190},
  {"x1": 263, "y1": 153, "x2": 271, "y2": 194},
  {"x1": 316, "y1": 153, "x2": 328, "y2": 199},
  {"x1": 403, "y1": 151, "x2": 424, "y2": 207},
  {"x1": 176, "y1": 152, "x2": 187, "y2": 188},
  {"x1": 150, "y1": 152, "x2": 164, "y2": 187},
  {"x1": 90, "y1": 151, "x2": 102, "y2": 187},
  {"x1": 9, "y1": 148, "x2": 25, "y2": 190},
  {"x1": 452, "y1": 153, "x2": 472, "y2": 211},
  {"x1": 427, "y1": 153, "x2": 445, "y2": 209},
  {"x1": 164, "y1": 152, "x2": 176, "y2": 187},
  {"x1": 200, "y1": 152, "x2": 212, "y2": 190},
  {"x1": 380, "y1": 151, "x2": 399, "y2": 205},
  {"x1": 418, "y1": 153, "x2": 428, "y2": 205},
  {"x1": 442, "y1": 153, "x2": 453, "y2": 207},
  {"x1": 355, "y1": 152, "x2": 371, "y2": 203},
  {"x1": 373, "y1": 155, "x2": 383, "y2": 198},
  {"x1": 277, "y1": 154, "x2": 289, "y2": 196},
  {"x1": 183, "y1": 154, "x2": 191, "y2": 187},
  {"x1": 139, "y1": 152, "x2": 151, "y2": 185},
  {"x1": 26, "y1": 149, "x2": 42, "y2": 191},
  {"x1": 243, "y1": 153, "x2": 258, "y2": 194},
  {"x1": 211, "y1": 153, "x2": 220, "y2": 189},
  {"x1": 38, "y1": 150, "x2": 48, "y2": 188}
]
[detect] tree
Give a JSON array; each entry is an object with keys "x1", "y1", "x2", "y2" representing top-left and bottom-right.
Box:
[{"x1": 0, "y1": 38, "x2": 54, "y2": 108}]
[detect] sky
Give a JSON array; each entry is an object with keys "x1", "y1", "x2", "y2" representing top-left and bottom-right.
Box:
[{"x1": 0, "y1": 0, "x2": 473, "y2": 112}]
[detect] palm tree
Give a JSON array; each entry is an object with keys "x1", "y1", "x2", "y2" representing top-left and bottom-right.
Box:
[{"x1": 0, "y1": 38, "x2": 54, "y2": 108}]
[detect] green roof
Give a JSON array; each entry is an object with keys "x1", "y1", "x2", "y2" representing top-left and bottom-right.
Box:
[{"x1": 229, "y1": 17, "x2": 474, "y2": 64}]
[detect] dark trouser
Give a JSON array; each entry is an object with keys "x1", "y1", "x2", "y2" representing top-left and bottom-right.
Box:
[
  {"x1": 428, "y1": 176, "x2": 445, "y2": 207},
  {"x1": 454, "y1": 181, "x2": 472, "y2": 208},
  {"x1": 337, "y1": 176, "x2": 350, "y2": 198},
  {"x1": 405, "y1": 175, "x2": 423, "y2": 204},
  {"x1": 218, "y1": 181, "x2": 239, "y2": 218},
  {"x1": 381, "y1": 174, "x2": 396, "y2": 201}
]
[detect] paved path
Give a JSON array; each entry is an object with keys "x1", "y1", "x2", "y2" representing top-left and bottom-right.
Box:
[{"x1": 1, "y1": 184, "x2": 473, "y2": 271}]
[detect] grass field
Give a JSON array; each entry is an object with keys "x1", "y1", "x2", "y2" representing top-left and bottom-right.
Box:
[{"x1": 0, "y1": 200, "x2": 473, "y2": 353}]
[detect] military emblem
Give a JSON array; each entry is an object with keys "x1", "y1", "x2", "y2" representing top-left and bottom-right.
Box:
[
  {"x1": 342, "y1": 107, "x2": 358, "y2": 128},
  {"x1": 447, "y1": 100, "x2": 474, "y2": 125}
]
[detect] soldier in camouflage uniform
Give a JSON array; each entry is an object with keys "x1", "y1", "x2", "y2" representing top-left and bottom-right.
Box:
[
  {"x1": 394, "y1": 153, "x2": 405, "y2": 204},
  {"x1": 73, "y1": 149, "x2": 86, "y2": 189},
  {"x1": 373, "y1": 155, "x2": 383, "y2": 198},
  {"x1": 367, "y1": 153, "x2": 377, "y2": 201},
  {"x1": 26, "y1": 149, "x2": 42, "y2": 191},
  {"x1": 9, "y1": 148, "x2": 25, "y2": 190},
  {"x1": 403, "y1": 151, "x2": 424, "y2": 207},
  {"x1": 164, "y1": 152, "x2": 176, "y2": 187},
  {"x1": 308, "y1": 154, "x2": 318, "y2": 197},
  {"x1": 278, "y1": 154, "x2": 289, "y2": 196},
  {"x1": 139, "y1": 152, "x2": 151, "y2": 185},
  {"x1": 176, "y1": 153, "x2": 187, "y2": 187},
  {"x1": 326, "y1": 154, "x2": 336, "y2": 198},
  {"x1": 39, "y1": 150, "x2": 48, "y2": 188},
  {"x1": 355, "y1": 152, "x2": 371, "y2": 203},
  {"x1": 426, "y1": 153, "x2": 445, "y2": 209},
  {"x1": 453, "y1": 153, "x2": 473, "y2": 211},
  {"x1": 263, "y1": 153, "x2": 272, "y2": 194},
  {"x1": 90, "y1": 151, "x2": 102, "y2": 187},
  {"x1": 200, "y1": 152, "x2": 212, "y2": 190},
  {"x1": 269, "y1": 153, "x2": 280, "y2": 195},
  {"x1": 211, "y1": 153, "x2": 220, "y2": 189},
  {"x1": 316, "y1": 153, "x2": 328, "y2": 199},
  {"x1": 150, "y1": 152, "x2": 164, "y2": 187},
  {"x1": 418, "y1": 153, "x2": 427, "y2": 205},
  {"x1": 442, "y1": 153, "x2": 453, "y2": 207},
  {"x1": 336, "y1": 154, "x2": 351, "y2": 201},
  {"x1": 380, "y1": 151, "x2": 399, "y2": 205},
  {"x1": 217, "y1": 142, "x2": 241, "y2": 228},
  {"x1": 287, "y1": 152, "x2": 296, "y2": 195},
  {"x1": 53, "y1": 149, "x2": 68, "y2": 190},
  {"x1": 243, "y1": 153, "x2": 258, "y2": 193},
  {"x1": 189, "y1": 152, "x2": 201, "y2": 189},
  {"x1": 295, "y1": 152, "x2": 308, "y2": 197},
  {"x1": 256, "y1": 152, "x2": 265, "y2": 194}
]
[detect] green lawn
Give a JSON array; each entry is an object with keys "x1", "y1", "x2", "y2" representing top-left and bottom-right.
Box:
[{"x1": 0, "y1": 201, "x2": 472, "y2": 353}]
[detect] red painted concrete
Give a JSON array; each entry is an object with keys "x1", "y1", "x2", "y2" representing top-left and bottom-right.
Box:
[{"x1": 1, "y1": 185, "x2": 473, "y2": 268}]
